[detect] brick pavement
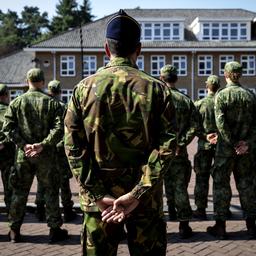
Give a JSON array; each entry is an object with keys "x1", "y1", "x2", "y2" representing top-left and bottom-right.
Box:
[{"x1": 1, "y1": 139, "x2": 256, "y2": 255}]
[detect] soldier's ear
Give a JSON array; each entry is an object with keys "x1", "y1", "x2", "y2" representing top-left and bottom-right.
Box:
[{"x1": 104, "y1": 41, "x2": 111, "y2": 58}]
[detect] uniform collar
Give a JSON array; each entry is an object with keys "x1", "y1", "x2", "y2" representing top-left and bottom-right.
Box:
[
  {"x1": 106, "y1": 57, "x2": 138, "y2": 69},
  {"x1": 226, "y1": 81, "x2": 241, "y2": 87}
]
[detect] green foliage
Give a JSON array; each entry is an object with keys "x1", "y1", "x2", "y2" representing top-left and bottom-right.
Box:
[
  {"x1": 0, "y1": 10, "x2": 23, "y2": 49},
  {"x1": 21, "y1": 6, "x2": 49, "y2": 46},
  {"x1": 0, "y1": 0, "x2": 94, "y2": 56},
  {"x1": 50, "y1": 0, "x2": 94, "y2": 34}
]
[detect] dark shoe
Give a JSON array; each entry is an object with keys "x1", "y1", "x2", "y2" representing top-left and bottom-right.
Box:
[
  {"x1": 246, "y1": 218, "x2": 256, "y2": 238},
  {"x1": 179, "y1": 221, "x2": 193, "y2": 239},
  {"x1": 168, "y1": 206, "x2": 177, "y2": 221},
  {"x1": 207, "y1": 220, "x2": 227, "y2": 240},
  {"x1": 49, "y1": 227, "x2": 69, "y2": 243},
  {"x1": 8, "y1": 229, "x2": 21, "y2": 243},
  {"x1": 193, "y1": 208, "x2": 207, "y2": 220},
  {"x1": 36, "y1": 205, "x2": 46, "y2": 222},
  {"x1": 63, "y1": 207, "x2": 77, "y2": 222}
]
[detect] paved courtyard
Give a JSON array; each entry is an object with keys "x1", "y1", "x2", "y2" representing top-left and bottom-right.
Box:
[{"x1": 0, "y1": 139, "x2": 256, "y2": 255}]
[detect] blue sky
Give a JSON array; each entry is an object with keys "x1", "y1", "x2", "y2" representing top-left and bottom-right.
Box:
[{"x1": 1, "y1": 0, "x2": 256, "y2": 20}]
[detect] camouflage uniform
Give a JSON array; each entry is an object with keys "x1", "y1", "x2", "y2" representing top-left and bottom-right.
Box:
[
  {"x1": 194, "y1": 91, "x2": 217, "y2": 210},
  {"x1": 212, "y1": 64, "x2": 256, "y2": 222},
  {"x1": 2, "y1": 84, "x2": 64, "y2": 231},
  {"x1": 0, "y1": 88, "x2": 16, "y2": 212},
  {"x1": 159, "y1": 65, "x2": 197, "y2": 224},
  {"x1": 35, "y1": 99, "x2": 74, "y2": 212},
  {"x1": 164, "y1": 87, "x2": 197, "y2": 220},
  {"x1": 64, "y1": 56, "x2": 176, "y2": 255}
]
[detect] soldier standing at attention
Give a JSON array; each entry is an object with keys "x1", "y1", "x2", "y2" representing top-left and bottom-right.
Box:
[
  {"x1": 160, "y1": 65, "x2": 198, "y2": 239},
  {"x1": 64, "y1": 10, "x2": 177, "y2": 256},
  {"x1": 0, "y1": 84, "x2": 16, "y2": 214},
  {"x1": 35, "y1": 80, "x2": 77, "y2": 222},
  {"x1": 207, "y1": 61, "x2": 256, "y2": 239},
  {"x1": 2, "y1": 68, "x2": 69, "y2": 243},
  {"x1": 193, "y1": 75, "x2": 220, "y2": 220}
]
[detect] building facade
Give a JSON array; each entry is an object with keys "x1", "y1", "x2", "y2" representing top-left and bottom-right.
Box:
[{"x1": 23, "y1": 8, "x2": 256, "y2": 102}]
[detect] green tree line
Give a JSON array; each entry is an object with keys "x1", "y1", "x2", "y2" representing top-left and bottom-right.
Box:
[{"x1": 0, "y1": 0, "x2": 94, "y2": 56}]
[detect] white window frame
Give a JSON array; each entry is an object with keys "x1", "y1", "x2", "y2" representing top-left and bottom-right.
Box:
[
  {"x1": 248, "y1": 88, "x2": 256, "y2": 94},
  {"x1": 140, "y1": 22, "x2": 182, "y2": 41},
  {"x1": 83, "y1": 55, "x2": 97, "y2": 77},
  {"x1": 103, "y1": 55, "x2": 110, "y2": 66},
  {"x1": 219, "y1": 55, "x2": 234, "y2": 76},
  {"x1": 136, "y1": 55, "x2": 144, "y2": 71},
  {"x1": 198, "y1": 88, "x2": 207, "y2": 99},
  {"x1": 9, "y1": 89, "x2": 23, "y2": 101},
  {"x1": 241, "y1": 55, "x2": 255, "y2": 76},
  {"x1": 198, "y1": 55, "x2": 213, "y2": 76},
  {"x1": 202, "y1": 22, "x2": 248, "y2": 41},
  {"x1": 172, "y1": 55, "x2": 187, "y2": 76},
  {"x1": 179, "y1": 88, "x2": 188, "y2": 95},
  {"x1": 60, "y1": 55, "x2": 75, "y2": 77},
  {"x1": 61, "y1": 89, "x2": 73, "y2": 103},
  {"x1": 151, "y1": 55, "x2": 165, "y2": 76}
]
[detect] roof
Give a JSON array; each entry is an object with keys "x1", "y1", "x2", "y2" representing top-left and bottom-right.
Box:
[
  {"x1": 27, "y1": 8, "x2": 256, "y2": 50},
  {"x1": 0, "y1": 51, "x2": 36, "y2": 85}
]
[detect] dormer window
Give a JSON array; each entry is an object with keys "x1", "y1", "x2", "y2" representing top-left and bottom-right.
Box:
[
  {"x1": 140, "y1": 22, "x2": 183, "y2": 41},
  {"x1": 202, "y1": 22, "x2": 248, "y2": 40}
]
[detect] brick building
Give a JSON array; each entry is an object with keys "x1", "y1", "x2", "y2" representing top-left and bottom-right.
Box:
[{"x1": 22, "y1": 8, "x2": 256, "y2": 101}]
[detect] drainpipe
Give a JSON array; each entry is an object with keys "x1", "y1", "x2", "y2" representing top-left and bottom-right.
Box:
[
  {"x1": 52, "y1": 51, "x2": 56, "y2": 80},
  {"x1": 191, "y1": 50, "x2": 196, "y2": 101}
]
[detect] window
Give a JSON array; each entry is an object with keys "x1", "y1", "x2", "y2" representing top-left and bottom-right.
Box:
[
  {"x1": 151, "y1": 56, "x2": 165, "y2": 76},
  {"x1": 198, "y1": 56, "x2": 212, "y2": 76},
  {"x1": 219, "y1": 55, "x2": 234, "y2": 75},
  {"x1": 136, "y1": 55, "x2": 144, "y2": 71},
  {"x1": 179, "y1": 88, "x2": 188, "y2": 95},
  {"x1": 10, "y1": 90, "x2": 23, "y2": 101},
  {"x1": 83, "y1": 55, "x2": 97, "y2": 76},
  {"x1": 172, "y1": 55, "x2": 187, "y2": 76},
  {"x1": 241, "y1": 55, "x2": 255, "y2": 76},
  {"x1": 61, "y1": 89, "x2": 73, "y2": 103},
  {"x1": 248, "y1": 88, "x2": 256, "y2": 94},
  {"x1": 60, "y1": 55, "x2": 75, "y2": 76},
  {"x1": 202, "y1": 22, "x2": 248, "y2": 41},
  {"x1": 198, "y1": 88, "x2": 207, "y2": 99},
  {"x1": 140, "y1": 22, "x2": 181, "y2": 41},
  {"x1": 103, "y1": 55, "x2": 110, "y2": 66}
]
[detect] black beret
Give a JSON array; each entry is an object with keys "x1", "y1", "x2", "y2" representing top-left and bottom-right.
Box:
[{"x1": 106, "y1": 9, "x2": 141, "y2": 44}]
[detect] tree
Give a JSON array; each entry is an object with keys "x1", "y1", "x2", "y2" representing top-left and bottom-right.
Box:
[
  {"x1": 50, "y1": 0, "x2": 94, "y2": 34},
  {"x1": 21, "y1": 6, "x2": 49, "y2": 46},
  {"x1": 50, "y1": 0, "x2": 78, "y2": 34},
  {"x1": 78, "y1": 0, "x2": 94, "y2": 25},
  {"x1": 0, "y1": 10, "x2": 23, "y2": 55}
]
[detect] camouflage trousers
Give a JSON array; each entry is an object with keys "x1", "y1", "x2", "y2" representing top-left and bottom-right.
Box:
[
  {"x1": 81, "y1": 211, "x2": 167, "y2": 256},
  {"x1": 35, "y1": 152, "x2": 73, "y2": 208},
  {"x1": 0, "y1": 158, "x2": 15, "y2": 212},
  {"x1": 193, "y1": 148, "x2": 215, "y2": 209},
  {"x1": 164, "y1": 155, "x2": 192, "y2": 220},
  {"x1": 8, "y1": 149, "x2": 63, "y2": 230},
  {"x1": 212, "y1": 154, "x2": 256, "y2": 221}
]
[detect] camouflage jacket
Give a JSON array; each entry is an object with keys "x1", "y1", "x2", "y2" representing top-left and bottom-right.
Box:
[
  {"x1": 0, "y1": 102, "x2": 16, "y2": 160},
  {"x1": 2, "y1": 88, "x2": 63, "y2": 150},
  {"x1": 0, "y1": 102, "x2": 8, "y2": 129},
  {"x1": 215, "y1": 81, "x2": 256, "y2": 156},
  {"x1": 195, "y1": 92, "x2": 217, "y2": 150},
  {"x1": 166, "y1": 87, "x2": 198, "y2": 156},
  {"x1": 64, "y1": 57, "x2": 177, "y2": 201}
]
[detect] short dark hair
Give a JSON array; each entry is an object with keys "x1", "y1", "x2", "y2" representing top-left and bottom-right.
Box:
[
  {"x1": 106, "y1": 38, "x2": 139, "y2": 57},
  {"x1": 161, "y1": 74, "x2": 178, "y2": 84},
  {"x1": 207, "y1": 83, "x2": 220, "y2": 93}
]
